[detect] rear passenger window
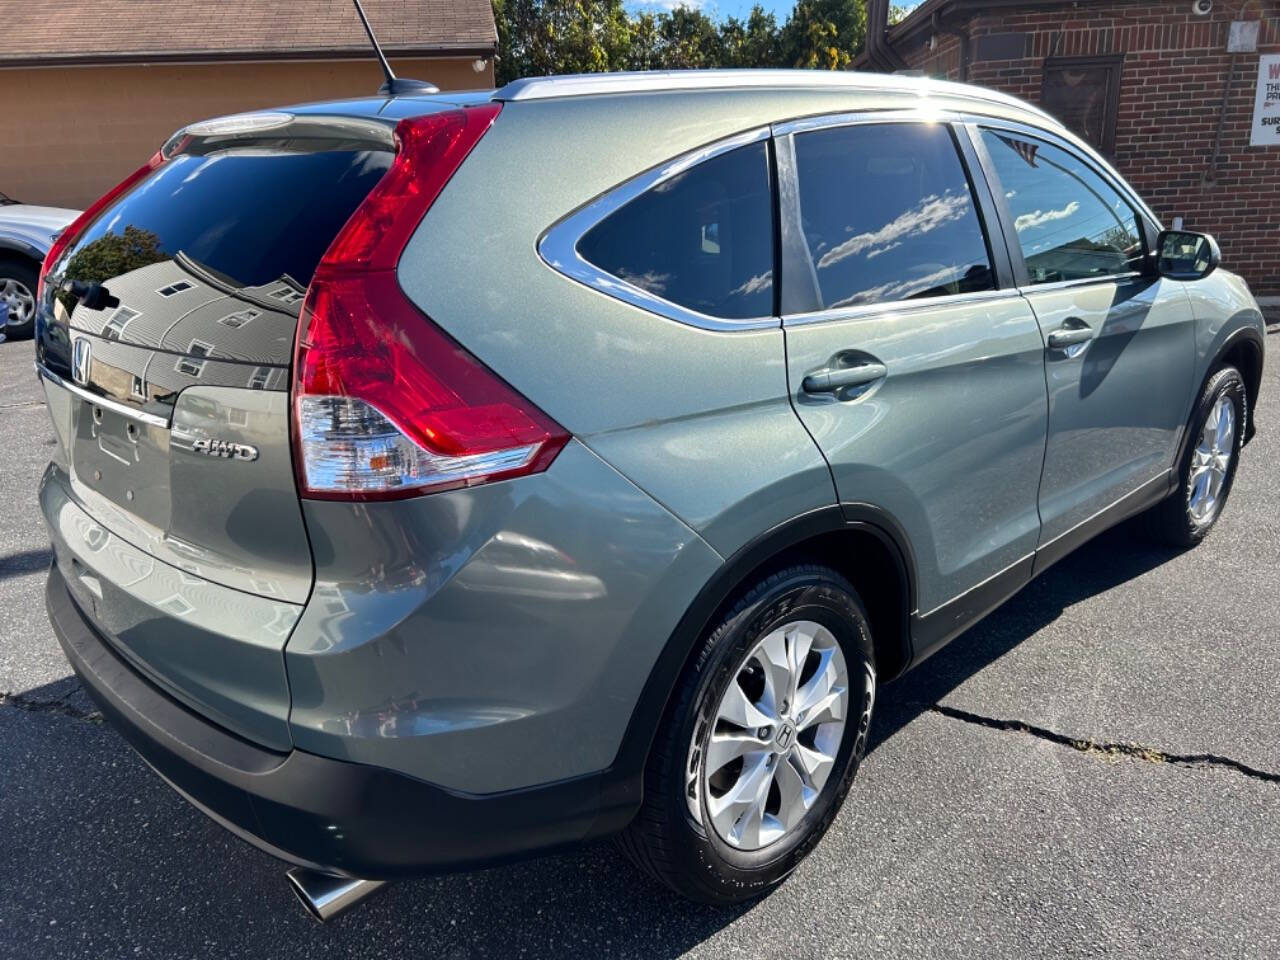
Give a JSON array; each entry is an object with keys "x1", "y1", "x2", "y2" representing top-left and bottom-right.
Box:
[
  {"x1": 979, "y1": 129, "x2": 1143, "y2": 284},
  {"x1": 576, "y1": 142, "x2": 774, "y2": 320},
  {"x1": 792, "y1": 123, "x2": 994, "y2": 310}
]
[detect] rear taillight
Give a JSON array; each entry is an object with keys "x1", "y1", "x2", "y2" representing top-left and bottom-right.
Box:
[
  {"x1": 293, "y1": 104, "x2": 569, "y2": 501},
  {"x1": 38, "y1": 150, "x2": 164, "y2": 304}
]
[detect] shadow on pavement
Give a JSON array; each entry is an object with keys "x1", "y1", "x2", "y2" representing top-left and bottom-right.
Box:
[{"x1": 868, "y1": 520, "x2": 1182, "y2": 753}]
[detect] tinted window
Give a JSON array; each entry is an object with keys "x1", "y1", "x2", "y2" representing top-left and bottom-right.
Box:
[
  {"x1": 792, "y1": 123, "x2": 994, "y2": 310},
  {"x1": 64, "y1": 148, "x2": 393, "y2": 292},
  {"x1": 980, "y1": 129, "x2": 1143, "y2": 284},
  {"x1": 577, "y1": 142, "x2": 774, "y2": 320}
]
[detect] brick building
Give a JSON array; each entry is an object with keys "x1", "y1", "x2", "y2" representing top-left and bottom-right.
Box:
[
  {"x1": 0, "y1": 0, "x2": 496, "y2": 209},
  {"x1": 859, "y1": 0, "x2": 1280, "y2": 297}
]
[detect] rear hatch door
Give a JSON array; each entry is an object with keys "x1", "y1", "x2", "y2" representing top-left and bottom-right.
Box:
[{"x1": 37, "y1": 111, "x2": 400, "y2": 747}]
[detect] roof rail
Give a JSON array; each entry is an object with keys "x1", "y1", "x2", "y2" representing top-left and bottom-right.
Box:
[{"x1": 493, "y1": 69, "x2": 1057, "y2": 124}]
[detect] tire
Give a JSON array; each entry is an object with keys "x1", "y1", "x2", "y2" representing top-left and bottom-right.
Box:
[
  {"x1": 618, "y1": 565, "x2": 877, "y2": 905},
  {"x1": 1143, "y1": 365, "x2": 1246, "y2": 548},
  {"x1": 0, "y1": 255, "x2": 39, "y2": 340}
]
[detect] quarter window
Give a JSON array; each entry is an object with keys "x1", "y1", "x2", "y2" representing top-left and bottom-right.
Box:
[
  {"x1": 980, "y1": 129, "x2": 1143, "y2": 284},
  {"x1": 576, "y1": 141, "x2": 774, "y2": 320},
  {"x1": 791, "y1": 123, "x2": 995, "y2": 310}
]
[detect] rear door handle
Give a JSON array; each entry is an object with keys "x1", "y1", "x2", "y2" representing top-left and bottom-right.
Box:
[
  {"x1": 802, "y1": 362, "x2": 888, "y2": 394},
  {"x1": 1046, "y1": 322, "x2": 1093, "y2": 350}
]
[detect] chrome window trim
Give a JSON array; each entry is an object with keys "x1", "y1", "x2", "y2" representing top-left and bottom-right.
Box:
[
  {"x1": 537, "y1": 125, "x2": 780, "y2": 332},
  {"x1": 783, "y1": 286, "x2": 1026, "y2": 328},
  {"x1": 1016, "y1": 272, "x2": 1145, "y2": 295},
  {"x1": 36, "y1": 362, "x2": 169, "y2": 429}
]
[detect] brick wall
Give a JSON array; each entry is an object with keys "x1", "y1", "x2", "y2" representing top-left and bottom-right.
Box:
[{"x1": 898, "y1": 3, "x2": 1280, "y2": 295}]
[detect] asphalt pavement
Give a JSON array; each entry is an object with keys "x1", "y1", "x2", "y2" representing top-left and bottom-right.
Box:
[{"x1": 2, "y1": 329, "x2": 1278, "y2": 959}]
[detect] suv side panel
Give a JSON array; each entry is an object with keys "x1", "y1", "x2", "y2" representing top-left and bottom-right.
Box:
[
  {"x1": 397, "y1": 93, "x2": 838, "y2": 559},
  {"x1": 284, "y1": 440, "x2": 722, "y2": 794}
]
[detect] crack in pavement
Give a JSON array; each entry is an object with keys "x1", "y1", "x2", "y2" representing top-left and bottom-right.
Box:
[
  {"x1": 0, "y1": 690, "x2": 102, "y2": 724},
  {"x1": 926, "y1": 702, "x2": 1280, "y2": 785}
]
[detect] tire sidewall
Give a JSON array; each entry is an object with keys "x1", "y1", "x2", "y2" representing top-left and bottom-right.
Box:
[
  {"x1": 674, "y1": 571, "x2": 876, "y2": 896},
  {"x1": 1177, "y1": 367, "x2": 1246, "y2": 543}
]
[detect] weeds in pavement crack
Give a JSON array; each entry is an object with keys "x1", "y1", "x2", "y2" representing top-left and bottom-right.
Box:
[
  {"x1": 0, "y1": 691, "x2": 102, "y2": 724},
  {"x1": 926, "y1": 703, "x2": 1280, "y2": 785}
]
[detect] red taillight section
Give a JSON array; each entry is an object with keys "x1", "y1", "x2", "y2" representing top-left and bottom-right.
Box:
[
  {"x1": 293, "y1": 104, "x2": 570, "y2": 501},
  {"x1": 38, "y1": 150, "x2": 164, "y2": 303}
]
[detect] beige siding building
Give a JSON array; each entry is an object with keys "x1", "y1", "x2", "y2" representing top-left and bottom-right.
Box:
[{"x1": 0, "y1": 0, "x2": 497, "y2": 208}]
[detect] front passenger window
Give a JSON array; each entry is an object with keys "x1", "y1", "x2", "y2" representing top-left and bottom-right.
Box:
[{"x1": 979, "y1": 129, "x2": 1143, "y2": 284}]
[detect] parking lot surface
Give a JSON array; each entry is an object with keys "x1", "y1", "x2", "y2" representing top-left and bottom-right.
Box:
[{"x1": 3, "y1": 330, "x2": 1278, "y2": 959}]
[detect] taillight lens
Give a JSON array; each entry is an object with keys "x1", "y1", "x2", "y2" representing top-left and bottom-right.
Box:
[
  {"x1": 38, "y1": 150, "x2": 164, "y2": 304},
  {"x1": 293, "y1": 104, "x2": 569, "y2": 501}
]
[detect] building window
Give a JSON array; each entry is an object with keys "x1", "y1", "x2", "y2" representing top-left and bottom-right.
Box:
[
  {"x1": 269, "y1": 286, "x2": 304, "y2": 305},
  {"x1": 247, "y1": 366, "x2": 272, "y2": 390},
  {"x1": 1041, "y1": 56, "x2": 1123, "y2": 155},
  {"x1": 219, "y1": 308, "x2": 260, "y2": 329},
  {"x1": 131, "y1": 375, "x2": 146, "y2": 399},
  {"x1": 103, "y1": 305, "x2": 140, "y2": 340},
  {"x1": 176, "y1": 339, "x2": 214, "y2": 377},
  {"x1": 157, "y1": 279, "x2": 195, "y2": 298}
]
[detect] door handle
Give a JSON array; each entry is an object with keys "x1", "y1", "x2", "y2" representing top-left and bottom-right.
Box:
[
  {"x1": 1046, "y1": 321, "x2": 1093, "y2": 350},
  {"x1": 802, "y1": 362, "x2": 888, "y2": 394}
]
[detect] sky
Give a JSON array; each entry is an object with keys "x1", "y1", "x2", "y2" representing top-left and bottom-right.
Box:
[
  {"x1": 626, "y1": 1, "x2": 801, "y2": 19},
  {"x1": 626, "y1": 2, "x2": 921, "y2": 22}
]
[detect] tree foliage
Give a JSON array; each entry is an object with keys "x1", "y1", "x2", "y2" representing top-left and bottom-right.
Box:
[{"x1": 492, "y1": 1, "x2": 870, "y2": 84}]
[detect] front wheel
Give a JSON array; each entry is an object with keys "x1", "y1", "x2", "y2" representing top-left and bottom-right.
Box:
[
  {"x1": 0, "y1": 256, "x2": 39, "y2": 340},
  {"x1": 1144, "y1": 365, "x2": 1246, "y2": 547},
  {"x1": 618, "y1": 565, "x2": 876, "y2": 905}
]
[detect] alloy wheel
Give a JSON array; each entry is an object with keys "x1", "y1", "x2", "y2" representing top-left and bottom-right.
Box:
[
  {"x1": 688, "y1": 620, "x2": 850, "y2": 851},
  {"x1": 1186, "y1": 394, "x2": 1235, "y2": 528},
  {"x1": 0, "y1": 276, "x2": 34, "y2": 326}
]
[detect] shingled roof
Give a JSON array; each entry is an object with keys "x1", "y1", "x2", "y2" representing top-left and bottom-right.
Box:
[{"x1": 0, "y1": 0, "x2": 497, "y2": 67}]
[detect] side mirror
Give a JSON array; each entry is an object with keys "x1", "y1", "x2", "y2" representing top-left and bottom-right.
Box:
[{"x1": 1155, "y1": 229, "x2": 1220, "y2": 281}]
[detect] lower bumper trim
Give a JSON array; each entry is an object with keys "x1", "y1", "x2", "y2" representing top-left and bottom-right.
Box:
[{"x1": 47, "y1": 565, "x2": 637, "y2": 878}]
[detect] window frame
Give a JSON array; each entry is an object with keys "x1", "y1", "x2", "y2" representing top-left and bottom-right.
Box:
[
  {"x1": 537, "y1": 126, "x2": 779, "y2": 332},
  {"x1": 963, "y1": 118, "x2": 1161, "y2": 292},
  {"x1": 1040, "y1": 55, "x2": 1124, "y2": 156},
  {"x1": 774, "y1": 109, "x2": 1020, "y2": 326}
]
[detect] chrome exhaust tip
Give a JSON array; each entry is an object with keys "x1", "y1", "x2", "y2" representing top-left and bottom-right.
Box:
[{"x1": 286, "y1": 867, "x2": 388, "y2": 922}]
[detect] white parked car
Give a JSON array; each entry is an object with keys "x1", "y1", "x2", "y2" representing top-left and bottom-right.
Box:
[{"x1": 0, "y1": 191, "x2": 79, "y2": 339}]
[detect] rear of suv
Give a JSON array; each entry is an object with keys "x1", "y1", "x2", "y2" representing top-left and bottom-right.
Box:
[{"x1": 38, "y1": 71, "x2": 1264, "y2": 917}]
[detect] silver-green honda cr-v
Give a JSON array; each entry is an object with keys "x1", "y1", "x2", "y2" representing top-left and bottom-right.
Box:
[{"x1": 37, "y1": 70, "x2": 1264, "y2": 918}]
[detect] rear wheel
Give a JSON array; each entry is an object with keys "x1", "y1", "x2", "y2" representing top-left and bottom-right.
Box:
[
  {"x1": 1143, "y1": 365, "x2": 1246, "y2": 547},
  {"x1": 619, "y1": 565, "x2": 876, "y2": 904},
  {"x1": 0, "y1": 256, "x2": 38, "y2": 340}
]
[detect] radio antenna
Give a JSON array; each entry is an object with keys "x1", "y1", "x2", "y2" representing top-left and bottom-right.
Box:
[{"x1": 350, "y1": 0, "x2": 439, "y2": 96}]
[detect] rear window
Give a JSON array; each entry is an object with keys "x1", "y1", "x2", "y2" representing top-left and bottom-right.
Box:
[
  {"x1": 63, "y1": 148, "x2": 392, "y2": 292},
  {"x1": 576, "y1": 142, "x2": 774, "y2": 320}
]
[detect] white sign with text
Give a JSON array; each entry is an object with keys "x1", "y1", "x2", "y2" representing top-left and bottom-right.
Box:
[{"x1": 1250, "y1": 54, "x2": 1280, "y2": 146}]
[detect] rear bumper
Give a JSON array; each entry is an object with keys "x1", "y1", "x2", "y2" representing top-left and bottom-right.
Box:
[{"x1": 47, "y1": 565, "x2": 635, "y2": 879}]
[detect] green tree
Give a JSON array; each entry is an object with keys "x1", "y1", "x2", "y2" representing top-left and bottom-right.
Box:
[
  {"x1": 719, "y1": 5, "x2": 783, "y2": 69},
  {"x1": 58, "y1": 225, "x2": 166, "y2": 314},
  {"x1": 493, "y1": 0, "x2": 634, "y2": 85},
  {"x1": 781, "y1": 0, "x2": 866, "y2": 70},
  {"x1": 652, "y1": 6, "x2": 724, "y2": 69}
]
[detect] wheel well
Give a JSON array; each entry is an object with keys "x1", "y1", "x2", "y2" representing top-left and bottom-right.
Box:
[
  {"x1": 1219, "y1": 336, "x2": 1262, "y2": 441},
  {"x1": 708, "y1": 527, "x2": 912, "y2": 684},
  {"x1": 0, "y1": 248, "x2": 41, "y2": 274}
]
